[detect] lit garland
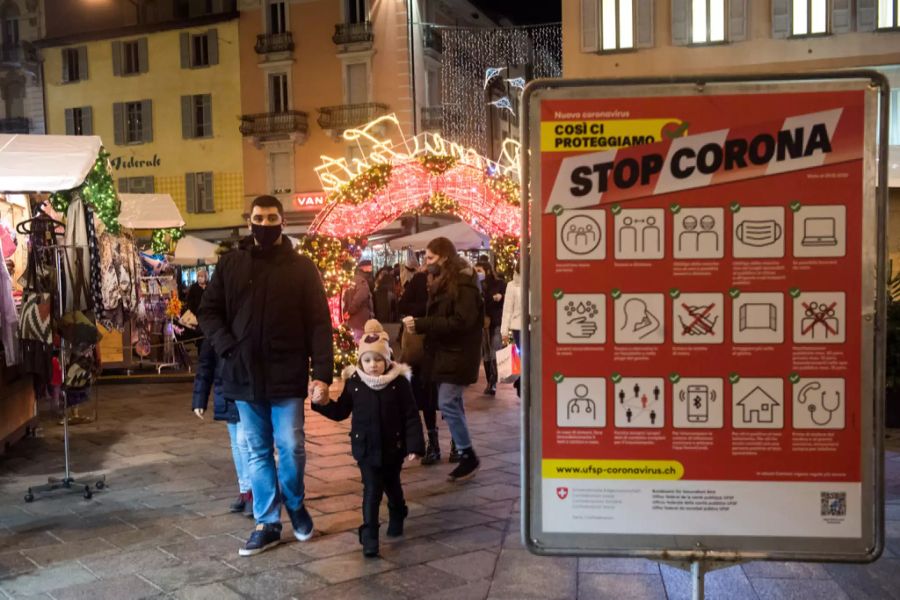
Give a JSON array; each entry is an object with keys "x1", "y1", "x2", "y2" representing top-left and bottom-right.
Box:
[
  {"x1": 491, "y1": 235, "x2": 519, "y2": 281},
  {"x1": 333, "y1": 324, "x2": 358, "y2": 374},
  {"x1": 329, "y1": 163, "x2": 392, "y2": 206},
  {"x1": 418, "y1": 154, "x2": 458, "y2": 175},
  {"x1": 418, "y1": 191, "x2": 459, "y2": 215},
  {"x1": 298, "y1": 234, "x2": 366, "y2": 297},
  {"x1": 50, "y1": 148, "x2": 122, "y2": 233},
  {"x1": 486, "y1": 173, "x2": 520, "y2": 207},
  {"x1": 151, "y1": 227, "x2": 184, "y2": 254}
]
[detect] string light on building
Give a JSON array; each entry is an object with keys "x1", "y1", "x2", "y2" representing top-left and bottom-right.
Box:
[
  {"x1": 151, "y1": 227, "x2": 184, "y2": 254},
  {"x1": 484, "y1": 66, "x2": 505, "y2": 89},
  {"x1": 491, "y1": 235, "x2": 519, "y2": 280}
]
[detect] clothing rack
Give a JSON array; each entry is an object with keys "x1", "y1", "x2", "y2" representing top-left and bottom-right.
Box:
[
  {"x1": 137, "y1": 275, "x2": 181, "y2": 373},
  {"x1": 25, "y1": 243, "x2": 106, "y2": 502}
]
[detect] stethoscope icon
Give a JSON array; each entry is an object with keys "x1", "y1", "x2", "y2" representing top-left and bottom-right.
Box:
[{"x1": 798, "y1": 382, "x2": 841, "y2": 426}]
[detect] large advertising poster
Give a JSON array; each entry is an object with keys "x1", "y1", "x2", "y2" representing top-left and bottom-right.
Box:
[{"x1": 524, "y1": 77, "x2": 885, "y2": 559}]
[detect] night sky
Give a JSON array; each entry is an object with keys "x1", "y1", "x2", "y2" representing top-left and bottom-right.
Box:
[{"x1": 468, "y1": 0, "x2": 562, "y2": 25}]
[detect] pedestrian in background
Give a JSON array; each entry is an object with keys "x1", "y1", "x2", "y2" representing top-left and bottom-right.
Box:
[
  {"x1": 344, "y1": 264, "x2": 375, "y2": 343},
  {"x1": 475, "y1": 258, "x2": 506, "y2": 396},
  {"x1": 403, "y1": 237, "x2": 483, "y2": 482},
  {"x1": 501, "y1": 262, "x2": 523, "y2": 397}
]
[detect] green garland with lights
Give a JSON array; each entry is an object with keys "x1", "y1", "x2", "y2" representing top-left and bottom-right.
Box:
[
  {"x1": 298, "y1": 234, "x2": 366, "y2": 297},
  {"x1": 418, "y1": 191, "x2": 459, "y2": 216},
  {"x1": 418, "y1": 154, "x2": 458, "y2": 175},
  {"x1": 329, "y1": 163, "x2": 392, "y2": 206},
  {"x1": 151, "y1": 227, "x2": 184, "y2": 254},
  {"x1": 333, "y1": 324, "x2": 358, "y2": 374},
  {"x1": 491, "y1": 235, "x2": 519, "y2": 281},
  {"x1": 50, "y1": 149, "x2": 121, "y2": 233},
  {"x1": 486, "y1": 173, "x2": 520, "y2": 207}
]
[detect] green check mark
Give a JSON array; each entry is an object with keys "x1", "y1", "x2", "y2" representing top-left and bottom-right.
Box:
[
  {"x1": 610, "y1": 203, "x2": 622, "y2": 216},
  {"x1": 669, "y1": 288, "x2": 681, "y2": 299},
  {"x1": 789, "y1": 288, "x2": 801, "y2": 299},
  {"x1": 729, "y1": 288, "x2": 741, "y2": 299},
  {"x1": 670, "y1": 203, "x2": 681, "y2": 214},
  {"x1": 552, "y1": 204, "x2": 564, "y2": 216},
  {"x1": 729, "y1": 202, "x2": 741, "y2": 214},
  {"x1": 789, "y1": 201, "x2": 802, "y2": 213},
  {"x1": 729, "y1": 372, "x2": 741, "y2": 384},
  {"x1": 611, "y1": 288, "x2": 622, "y2": 300},
  {"x1": 669, "y1": 373, "x2": 681, "y2": 384},
  {"x1": 789, "y1": 372, "x2": 801, "y2": 384},
  {"x1": 611, "y1": 372, "x2": 622, "y2": 384},
  {"x1": 553, "y1": 372, "x2": 564, "y2": 384},
  {"x1": 663, "y1": 122, "x2": 690, "y2": 139},
  {"x1": 553, "y1": 288, "x2": 564, "y2": 300}
]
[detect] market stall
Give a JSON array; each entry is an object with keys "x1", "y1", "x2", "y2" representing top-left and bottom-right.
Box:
[{"x1": 388, "y1": 221, "x2": 490, "y2": 251}]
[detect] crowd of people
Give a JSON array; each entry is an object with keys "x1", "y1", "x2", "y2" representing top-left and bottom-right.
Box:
[{"x1": 191, "y1": 195, "x2": 522, "y2": 559}]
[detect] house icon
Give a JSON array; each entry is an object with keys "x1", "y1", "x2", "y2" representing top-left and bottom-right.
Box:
[{"x1": 736, "y1": 386, "x2": 780, "y2": 423}]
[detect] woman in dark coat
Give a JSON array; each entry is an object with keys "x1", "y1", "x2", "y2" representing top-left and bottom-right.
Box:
[
  {"x1": 475, "y1": 259, "x2": 507, "y2": 396},
  {"x1": 373, "y1": 267, "x2": 398, "y2": 323},
  {"x1": 403, "y1": 237, "x2": 484, "y2": 482}
]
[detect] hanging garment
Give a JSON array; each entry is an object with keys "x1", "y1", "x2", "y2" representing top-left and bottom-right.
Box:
[
  {"x1": 0, "y1": 257, "x2": 19, "y2": 366},
  {"x1": 97, "y1": 230, "x2": 140, "y2": 330},
  {"x1": 85, "y1": 206, "x2": 104, "y2": 318},
  {"x1": 63, "y1": 193, "x2": 91, "y2": 314}
]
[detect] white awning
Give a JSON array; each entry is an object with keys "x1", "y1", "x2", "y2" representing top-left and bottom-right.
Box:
[
  {"x1": 172, "y1": 235, "x2": 219, "y2": 265},
  {"x1": 388, "y1": 221, "x2": 490, "y2": 251},
  {"x1": 0, "y1": 134, "x2": 103, "y2": 192},
  {"x1": 117, "y1": 193, "x2": 184, "y2": 229}
]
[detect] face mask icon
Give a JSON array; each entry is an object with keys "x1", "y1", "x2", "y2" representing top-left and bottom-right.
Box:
[{"x1": 736, "y1": 220, "x2": 782, "y2": 247}]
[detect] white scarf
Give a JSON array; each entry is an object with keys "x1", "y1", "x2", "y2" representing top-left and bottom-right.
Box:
[{"x1": 343, "y1": 363, "x2": 412, "y2": 391}]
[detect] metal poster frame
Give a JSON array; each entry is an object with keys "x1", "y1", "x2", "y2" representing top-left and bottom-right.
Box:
[{"x1": 520, "y1": 72, "x2": 888, "y2": 562}]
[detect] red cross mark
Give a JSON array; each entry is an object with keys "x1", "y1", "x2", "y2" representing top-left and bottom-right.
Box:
[
  {"x1": 801, "y1": 301, "x2": 838, "y2": 336},
  {"x1": 681, "y1": 303, "x2": 716, "y2": 335}
]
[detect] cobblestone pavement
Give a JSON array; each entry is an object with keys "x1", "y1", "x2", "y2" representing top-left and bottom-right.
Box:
[{"x1": 1, "y1": 379, "x2": 900, "y2": 599}]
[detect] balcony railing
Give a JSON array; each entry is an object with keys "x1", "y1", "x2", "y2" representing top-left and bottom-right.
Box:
[
  {"x1": 421, "y1": 106, "x2": 442, "y2": 131},
  {"x1": 0, "y1": 117, "x2": 30, "y2": 133},
  {"x1": 0, "y1": 43, "x2": 38, "y2": 65},
  {"x1": 423, "y1": 26, "x2": 442, "y2": 53},
  {"x1": 332, "y1": 21, "x2": 373, "y2": 45},
  {"x1": 255, "y1": 31, "x2": 294, "y2": 54},
  {"x1": 239, "y1": 111, "x2": 309, "y2": 137},
  {"x1": 317, "y1": 103, "x2": 389, "y2": 132}
]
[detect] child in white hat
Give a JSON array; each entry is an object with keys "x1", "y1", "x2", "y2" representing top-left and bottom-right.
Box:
[{"x1": 312, "y1": 319, "x2": 425, "y2": 557}]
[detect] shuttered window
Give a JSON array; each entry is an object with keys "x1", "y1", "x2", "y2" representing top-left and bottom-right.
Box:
[
  {"x1": 64, "y1": 106, "x2": 93, "y2": 136},
  {"x1": 672, "y1": 0, "x2": 747, "y2": 44},
  {"x1": 117, "y1": 176, "x2": 155, "y2": 194},
  {"x1": 185, "y1": 172, "x2": 215, "y2": 214},
  {"x1": 181, "y1": 94, "x2": 213, "y2": 139},
  {"x1": 581, "y1": 0, "x2": 654, "y2": 52},
  {"x1": 61, "y1": 46, "x2": 87, "y2": 82},
  {"x1": 792, "y1": 0, "x2": 828, "y2": 35},
  {"x1": 114, "y1": 100, "x2": 152, "y2": 145},
  {"x1": 878, "y1": 0, "x2": 900, "y2": 28},
  {"x1": 180, "y1": 29, "x2": 219, "y2": 69}
]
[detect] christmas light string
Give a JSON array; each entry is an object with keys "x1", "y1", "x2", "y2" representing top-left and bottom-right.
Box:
[{"x1": 50, "y1": 148, "x2": 122, "y2": 233}]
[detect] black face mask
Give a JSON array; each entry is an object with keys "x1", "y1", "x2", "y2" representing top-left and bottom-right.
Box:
[
  {"x1": 426, "y1": 264, "x2": 442, "y2": 277},
  {"x1": 251, "y1": 224, "x2": 282, "y2": 249}
]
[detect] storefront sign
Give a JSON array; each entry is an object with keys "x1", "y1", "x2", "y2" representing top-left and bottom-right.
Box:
[
  {"x1": 109, "y1": 155, "x2": 162, "y2": 170},
  {"x1": 293, "y1": 192, "x2": 326, "y2": 211},
  {"x1": 522, "y1": 74, "x2": 887, "y2": 561}
]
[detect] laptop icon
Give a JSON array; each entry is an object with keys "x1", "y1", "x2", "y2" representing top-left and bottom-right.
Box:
[{"x1": 802, "y1": 217, "x2": 838, "y2": 247}]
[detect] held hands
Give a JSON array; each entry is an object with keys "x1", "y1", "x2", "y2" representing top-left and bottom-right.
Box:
[
  {"x1": 308, "y1": 380, "x2": 330, "y2": 405},
  {"x1": 493, "y1": 293, "x2": 503, "y2": 302},
  {"x1": 193, "y1": 408, "x2": 205, "y2": 420}
]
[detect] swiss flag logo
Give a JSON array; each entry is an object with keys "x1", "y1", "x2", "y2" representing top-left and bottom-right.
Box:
[{"x1": 556, "y1": 487, "x2": 569, "y2": 500}]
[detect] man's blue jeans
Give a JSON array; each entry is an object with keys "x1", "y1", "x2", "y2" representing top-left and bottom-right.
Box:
[
  {"x1": 225, "y1": 421, "x2": 251, "y2": 495},
  {"x1": 437, "y1": 383, "x2": 472, "y2": 450},
  {"x1": 236, "y1": 398, "x2": 306, "y2": 525}
]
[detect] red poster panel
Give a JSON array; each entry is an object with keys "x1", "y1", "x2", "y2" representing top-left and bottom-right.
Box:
[{"x1": 524, "y1": 79, "x2": 884, "y2": 557}]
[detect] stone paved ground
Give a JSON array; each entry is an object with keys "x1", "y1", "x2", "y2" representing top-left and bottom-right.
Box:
[{"x1": 1, "y1": 378, "x2": 900, "y2": 599}]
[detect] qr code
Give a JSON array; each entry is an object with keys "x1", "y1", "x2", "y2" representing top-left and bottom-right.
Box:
[{"x1": 821, "y1": 492, "x2": 847, "y2": 517}]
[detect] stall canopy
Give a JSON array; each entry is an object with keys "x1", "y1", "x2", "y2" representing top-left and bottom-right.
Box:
[
  {"x1": 117, "y1": 193, "x2": 184, "y2": 230},
  {"x1": 388, "y1": 221, "x2": 490, "y2": 251},
  {"x1": 172, "y1": 235, "x2": 218, "y2": 265},
  {"x1": 0, "y1": 134, "x2": 102, "y2": 192}
]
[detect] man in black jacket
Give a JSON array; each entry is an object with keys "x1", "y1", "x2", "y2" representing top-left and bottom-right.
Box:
[{"x1": 199, "y1": 195, "x2": 333, "y2": 557}]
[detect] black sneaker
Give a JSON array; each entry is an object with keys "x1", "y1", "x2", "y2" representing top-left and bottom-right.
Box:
[
  {"x1": 238, "y1": 523, "x2": 282, "y2": 557},
  {"x1": 229, "y1": 492, "x2": 248, "y2": 513},
  {"x1": 447, "y1": 448, "x2": 480, "y2": 482},
  {"x1": 288, "y1": 505, "x2": 314, "y2": 542}
]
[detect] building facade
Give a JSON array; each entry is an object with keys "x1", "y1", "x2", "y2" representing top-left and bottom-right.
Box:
[
  {"x1": 237, "y1": 0, "x2": 490, "y2": 234},
  {"x1": 562, "y1": 0, "x2": 900, "y2": 254},
  {"x1": 0, "y1": 0, "x2": 44, "y2": 135},
  {"x1": 40, "y1": 2, "x2": 245, "y2": 235}
]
